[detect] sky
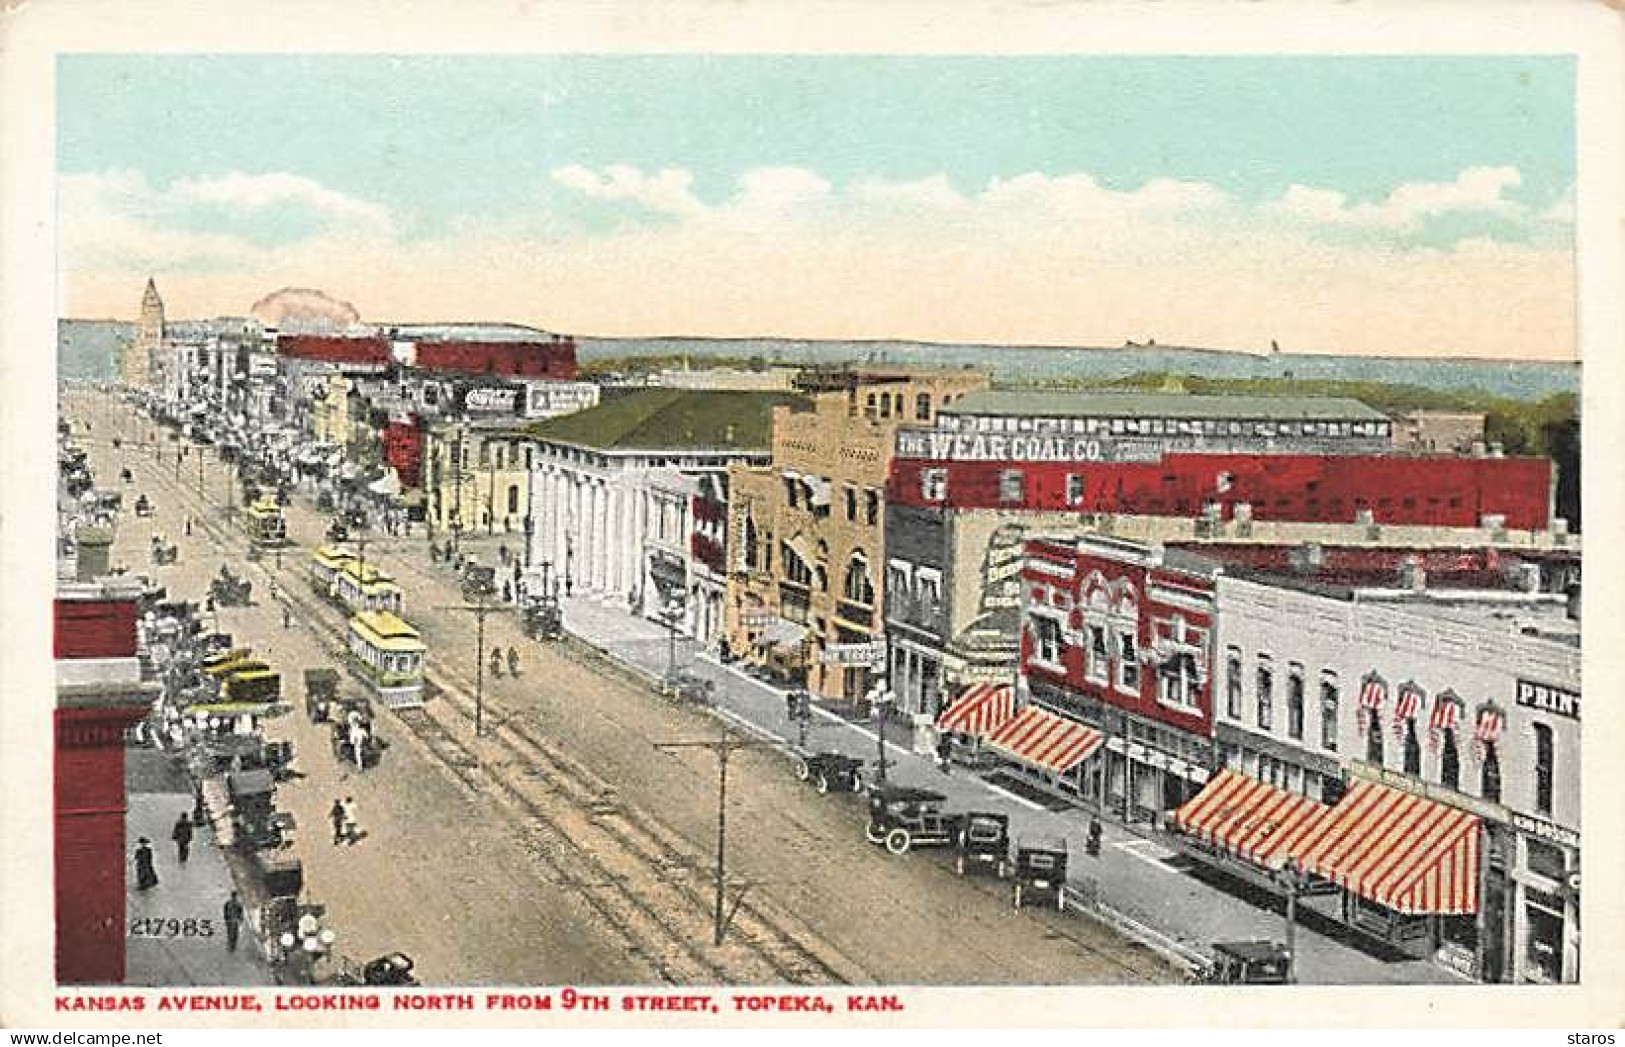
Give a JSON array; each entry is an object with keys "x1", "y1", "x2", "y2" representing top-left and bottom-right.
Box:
[{"x1": 57, "y1": 54, "x2": 1576, "y2": 359}]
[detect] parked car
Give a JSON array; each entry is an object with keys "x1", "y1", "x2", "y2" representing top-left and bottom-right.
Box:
[
  {"x1": 955, "y1": 812, "x2": 1011, "y2": 878},
  {"x1": 1012, "y1": 837, "x2": 1070, "y2": 911},
  {"x1": 1201, "y1": 941, "x2": 1292, "y2": 984},
  {"x1": 864, "y1": 786, "x2": 959, "y2": 856},
  {"x1": 792, "y1": 751, "x2": 864, "y2": 795}
]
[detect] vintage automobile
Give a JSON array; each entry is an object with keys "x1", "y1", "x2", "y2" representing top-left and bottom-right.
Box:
[
  {"x1": 149, "y1": 537, "x2": 179, "y2": 566},
  {"x1": 326, "y1": 519, "x2": 349, "y2": 543},
  {"x1": 955, "y1": 812, "x2": 1012, "y2": 878},
  {"x1": 864, "y1": 786, "x2": 960, "y2": 856},
  {"x1": 1201, "y1": 941, "x2": 1292, "y2": 985},
  {"x1": 303, "y1": 667, "x2": 342, "y2": 722},
  {"x1": 1012, "y1": 837, "x2": 1070, "y2": 911},
  {"x1": 134, "y1": 493, "x2": 153, "y2": 517},
  {"x1": 792, "y1": 751, "x2": 865, "y2": 795},
  {"x1": 523, "y1": 598, "x2": 563, "y2": 640},
  {"x1": 462, "y1": 561, "x2": 497, "y2": 600},
  {"x1": 209, "y1": 566, "x2": 253, "y2": 606},
  {"x1": 331, "y1": 952, "x2": 418, "y2": 987},
  {"x1": 663, "y1": 669, "x2": 715, "y2": 705}
]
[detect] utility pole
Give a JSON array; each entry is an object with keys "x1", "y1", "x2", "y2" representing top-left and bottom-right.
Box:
[
  {"x1": 438, "y1": 583, "x2": 513, "y2": 738},
  {"x1": 653, "y1": 726, "x2": 779, "y2": 946}
]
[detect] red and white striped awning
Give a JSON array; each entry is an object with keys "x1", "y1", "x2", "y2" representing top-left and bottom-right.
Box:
[
  {"x1": 1169, "y1": 769, "x2": 1331, "y2": 871},
  {"x1": 984, "y1": 705, "x2": 1105, "y2": 775},
  {"x1": 936, "y1": 682, "x2": 1015, "y2": 740},
  {"x1": 1292, "y1": 779, "x2": 1481, "y2": 915}
]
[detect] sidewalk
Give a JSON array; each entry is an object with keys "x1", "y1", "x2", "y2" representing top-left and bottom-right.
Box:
[
  {"x1": 558, "y1": 593, "x2": 1466, "y2": 986},
  {"x1": 125, "y1": 748, "x2": 276, "y2": 986}
]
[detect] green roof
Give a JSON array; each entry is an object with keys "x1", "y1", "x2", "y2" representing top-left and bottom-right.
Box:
[
  {"x1": 941, "y1": 389, "x2": 1388, "y2": 422},
  {"x1": 525, "y1": 389, "x2": 809, "y2": 451}
]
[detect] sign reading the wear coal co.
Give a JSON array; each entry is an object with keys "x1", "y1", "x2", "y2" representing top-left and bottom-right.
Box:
[{"x1": 893, "y1": 429, "x2": 1162, "y2": 463}]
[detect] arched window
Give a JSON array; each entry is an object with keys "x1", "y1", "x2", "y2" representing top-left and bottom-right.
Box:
[
  {"x1": 1481, "y1": 742, "x2": 1501, "y2": 802},
  {"x1": 1403, "y1": 720, "x2": 1421, "y2": 774},
  {"x1": 1365, "y1": 709, "x2": 1384, "y2": 766},
  {"x1": 1440, "y1": 728, "x2": 1460, "y2": 790},
  {"x1": 843, "y1": 552, "x2": 875, "y2": 605}
]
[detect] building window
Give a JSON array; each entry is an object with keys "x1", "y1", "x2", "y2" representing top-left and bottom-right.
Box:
[
  {"x1": 1287, "y1": 664, "x2": 1305, "y2": 740},
  {"x1": 886, "y1": 561, "x2": 911, "y2": 602},
  {"x1": 843, "y1": 553, "x2": 875, "y2": 606},
  {"x1": 1255, "y1": 659, "x2": 1274, "y2": 730},
  {"x1": 1440, "y1": 729, "x2": 1460, "y2": 790},
  {"x1": 785, "y1": 476, "x2": 799, "y2": 508},
  {"x1": 1226, "y1": 647, "x2": 1243, "y2": 719},
  {"x1": 1158, "y1": 652, "x2": 1199, "y2": 710},
  {"x1": 921, "y1": 468, "x2": 948, "y2": 501},
  {"x1": 1533, "y1": 723, "x2": 1554, "y2": 816},
  {"x1": 844, "y1": 487, "x2": 857, "y2": 521},
  {"x1": 1034, "y1": 616, "x2": 1062, "y2": 665},
  {"x1": 915, "y1": 392, "x2": 932, "y2": 421},
  {"x1": 917, "y1": 568, "x2": 943, "y2": 611},
  {"x1": 742, "y1": 516, "x2": 759, "y2": 569},
  {"x1": 525, "y1": 446, "x2": 534, "y2": 469},
  {"x1": 1088, "y1": 625, "x2": 1110, "y2": 684},
  {"x1": 864, "y1": 488, "x2": 880, "y2": 526},
  {"x1": 1481, "y1": 742, "x2": 1501, "y2": 802},
  {"x1": 1365, "y1": 709, "x2": 1383, "y2": 766},
  {"x1": 1066, "y1": 473, "x2": 1086, "y2": 506},
  {"x1": 1403, "y1": 720, "x2": 1421, "y2": 775},
  {"x1": 1117, "y1": 629, "x2": 1139, "y2": 691},
  {"x1": 999, "y1": 469, "x2": 1025, "y2": 503},
  {"x1": 506, "y1": 485, "x2": 519, "y2": 514},
  {"x1": 814, "y1": 565, "x2": 828, "y2": 592}
]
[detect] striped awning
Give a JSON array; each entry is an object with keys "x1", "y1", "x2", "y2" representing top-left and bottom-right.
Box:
[
  {"x1": 985, "y1": 705, "x2": 1104, "y2": 775},
  {"x1": 1169, "y1": 769, "x2": 1331, "y2": 872},
  {"x1": 1293, "y1": 779, "x2": 1481, "y2": 915},
  {"x1": 936, "y1": 682, "x2": 1016, "y2": 740}
]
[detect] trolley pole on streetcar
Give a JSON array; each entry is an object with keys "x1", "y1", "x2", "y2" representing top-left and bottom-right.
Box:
[{"x1": 653, "y1": 726, "x2": 779, "y2": 947}]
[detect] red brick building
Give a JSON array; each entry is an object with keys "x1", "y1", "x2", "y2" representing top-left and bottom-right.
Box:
[
  {"x1": 1009, "y1": 535, "x2": 1221, "y2": 817},
  {"x1": 411, "y1": 337, "x2": 577, "y2": 380},
  {"x1": 276, "y1": 334, "x2": 391, "y2": 367},
  {"x1": 54, "y1": 584, "x2": 157, "y2": 984},
  {"x1": 381, "y1": 413, "x2": 425, "y2": 488}
]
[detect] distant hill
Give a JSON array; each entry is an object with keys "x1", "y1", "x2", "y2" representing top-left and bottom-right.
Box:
[
  {"x1": 58, "y1": 319, "x2": 132, "y2": 382},
  {"x1": 577, "y1": 337, "x2": 1579, "y2": 403}
]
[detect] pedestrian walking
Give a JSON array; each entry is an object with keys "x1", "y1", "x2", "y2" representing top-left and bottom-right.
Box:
[
  {"x1": 171, "y1": 811, "x2": 194, "y2": 863},
  {"x1": 348, "y1": 718, "x2": 369, "y2": 770},
  {"x1": 222, "y1": 891, "x2": 245, "y2": 952},
  {"x1": 490, "y1": 648, "x2": 504, "y2": 678},
  {"x1": 936, "y1": 736, "x2": 954, "y2": 776},
  {"x1": 133, "y1": 838, "x2": 158, "y2": 890},
  {"x1": 507, "y1": 646, "x2": 519, "y2": 676},
  {"x1": 498, "y1": 543, "x2": 508, "y2": 565},
  {"x1": 192, "y1": 782, "x2": 208, "y2": 829},
  {"x1": 502, "y1": 580, "x2": 513, "y2": 603},
  {"x1": 1086, "y1": 817, "x2": 1103, "y2": 858},
  {"x1": 340, "y1": 797, "x2": 359, "y2": 845},
  {"x1": 184, "y1": 516, "x2": 193, "y2": 537},
  {"x1": 329, "y1": 798, "x2": 345, "y2": 846}
]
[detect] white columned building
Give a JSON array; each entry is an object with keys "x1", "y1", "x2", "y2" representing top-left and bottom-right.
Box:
[{"x1": 519, "y1": 389, "x2": 799, "y2": 637}]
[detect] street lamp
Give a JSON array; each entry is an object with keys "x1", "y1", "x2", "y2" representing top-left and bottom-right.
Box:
[
  {"x1": 1279, "y1": 860, "x2": 1303, "y2": 984},
  {"x1": 661, "y1": 596, "x2": 687, "y2": 685},
  {"x1": 867, "y1": 684, "x2": 896, "y2": 787}
]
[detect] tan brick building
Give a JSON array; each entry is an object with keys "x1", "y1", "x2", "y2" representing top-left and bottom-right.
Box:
[{"x1": 725, "y1": 367, "x2": 989, "y2": 703}]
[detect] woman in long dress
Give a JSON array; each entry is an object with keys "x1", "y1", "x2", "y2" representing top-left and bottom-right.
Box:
[{"x1": 133, "y1": 837, "x2": 158, "y2": 890}]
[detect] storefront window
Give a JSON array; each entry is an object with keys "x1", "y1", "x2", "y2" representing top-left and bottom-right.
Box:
[{"x1": 1523, "y1": 890, "x2": 1566, "y2": 984}]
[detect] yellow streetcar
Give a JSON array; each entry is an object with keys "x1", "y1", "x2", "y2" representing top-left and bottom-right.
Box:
[
  {"x1": 334, "y1": 560, "x2": 404, "y2": 616},
  {"x1": 348, "y1": 610, "x2": 425, "y2": 709},
  {"x1": 245, "y1": 497, "x2": 288, "y2": 547},
  {"x1": 308, "y1": 543, "x2": 358, "y2": 599}
]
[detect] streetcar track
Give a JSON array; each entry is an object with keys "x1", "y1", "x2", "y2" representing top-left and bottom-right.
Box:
[{"x1": 85, "y1": 394, "x2": 1176, "y2": 987}]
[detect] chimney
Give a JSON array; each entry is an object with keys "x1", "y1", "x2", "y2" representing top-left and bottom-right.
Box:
[{"x1": 1399, "y1": 555, "x2": 1426, "y2": 592}]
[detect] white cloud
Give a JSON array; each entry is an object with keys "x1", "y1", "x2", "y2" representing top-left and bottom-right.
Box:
[
  {"x1": 549, "y1": 164, "x2": 704, "y2": 217},
  {"x1": 170, "y1": 171, "x2": 391, "y2": 230},
  {"x1": 1268, "y1": 166, "x2": 1529, "y2": 232}
]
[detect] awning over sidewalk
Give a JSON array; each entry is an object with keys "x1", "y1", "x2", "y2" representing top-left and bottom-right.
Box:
[
  {"x1": 985, "y1": 705, "x2": 1104, "y2": 775},
  {"x1": 758, "y1": 617, "x2": 808, "y2": 651},
  {"x1": 1293, "y1": 779, "x2": 1481, "y2": 916},
  {"x1": 1169, "y1": 769, "x2": 1331, "y2": 872},
  {"x1": 936, "y1": 682, "x2": 1016, "y2": 740}
]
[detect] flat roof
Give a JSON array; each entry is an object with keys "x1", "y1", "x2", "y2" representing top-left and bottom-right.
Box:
[
  {"x1": 527, "y1": 388, "x2": 808, "y2": 452},
  {"x1": 350, "y1": 610, "x2": 423, "y2": 643},
  {"x1": 940, "y1": 390, "x2": 1389, "y2": 422}
]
